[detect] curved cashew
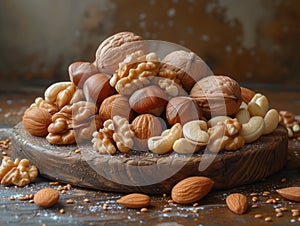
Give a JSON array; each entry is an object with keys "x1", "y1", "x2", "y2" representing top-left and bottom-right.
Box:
[
  {"x1": 239, "y1": 116, "x2": 265, "y2": 143},
  {"x1": 207, "y1": 116, "x2": 230, "y2": 128},
  {"x1": 148, "y1": 123, "x2": 182, "y2": 154},
  {"x1": 173, "y1": 138, "x2": 201, "y2": 154},
  {"x1": 240, "y1": 102, "x2": 248, "y2": 110},
  {"x1": 248, "y1": 93, "x2": 269, "y2": 117},
  {"x1": 183, "y1": 120, "x2": 209, "y2": 145},
  {"x1": 236, "y1": 108, "x2": 250, "y2": 124},
  {"x1": 263, "y1": 109, "x2": 279, "y2": 135},
  {"x1": 45, "y1": 82, "x2": 73, "y2": 103}
]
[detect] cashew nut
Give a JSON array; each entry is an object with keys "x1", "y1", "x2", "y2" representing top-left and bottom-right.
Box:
[
  {"x1": 248, "y1": 93, "x2": 269, "y2": 117},
  {"x1": 236, "y1": 108, "x2": 250, "y2": 124},
  {"x1": 239, "y1": 116, "x2": 265, "y2": 143},
  {"x1": 148, "y1": 123, "x2": 182, "y2": 154},
  {"x1": 207, "y1": 116, "x2": 230, "y2": 128},
  {"x1": 173, "y1": 138, "x2": 201, "y2": 154},
  {"x1": 183, "y1": 120, "x2": 209, "y2": 145},
  {"x1": 45, "y1": 82, "x2": 73, "y2": 103},
  {"x1": 263, "y1": 109, "x2": 279, "y2": 135}
]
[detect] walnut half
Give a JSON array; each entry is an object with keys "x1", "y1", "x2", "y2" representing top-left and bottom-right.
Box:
[{"x1": 0, "y1": 157, "x2": 38, "y2": 187}]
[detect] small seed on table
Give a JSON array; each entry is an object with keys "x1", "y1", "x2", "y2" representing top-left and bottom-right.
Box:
[
  {"x1": 84, "y1": 198, "x2": 90, "y2": 203},
  {"x1": 167, "y1": 199, "x2": 174, "y2": 204},
  {"x1": 280, "y1": 207, "x2": 288, "y2": 212},
  {"x1": 66, "y1": 199, "x2": 74, "y2": 204},
  {"x1": 252, "y1": 197, "x2": 258, "y2": 202},
  {"x1": 264, "y1": 217, "x2": 272, "y2": 222},
  {"x1": 9, "y1": 196, "x2": 15, "y2": 201},
  {"x1": 193, "y1": 203, "x2": 199, "y2": 207},
  {"x1": 254, "y1": 214, "x2": 263, "y2": 219},
  {"x1": 59, "y1": 209, "x2": 65, "y2": 214},
  {"x1": 281, "y1": 178, "x2": 286, "y2": 183},
  {"x1": 292, "y1": 211, "x2": 300, "y2": 217},
  {"x1": 252, "y1": 204, "x2": 259, "y2": 208},
  {"x1": 275, "y1": 208, "x2": 281, "y2": 213},
  {"x1": 140, "y1": 208, "x2": 148, "y2": 213},
  {"x1": 276, "y1": 212, "x2": 283, "y2": 217}
]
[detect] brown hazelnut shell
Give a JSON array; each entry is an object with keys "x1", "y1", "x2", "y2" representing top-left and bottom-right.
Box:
[
  {"x1": 99, "y1": 94, "x2": 135, "y2": 122},
  {"x1": 166, "y1": 96, "x2": 203, "y2": 126},
  {"x1": 68, "y1": 62, "x2": 98, "y2": 88},
  {"x1": 131, "y1": 114, "x2": 163, "y2": 151},
  {"x1": 83, "y1": 73, "x2": 116, "y2": 106},
  {"x1": 129, "y1": 85, "x2": 168, "y2": 117}
]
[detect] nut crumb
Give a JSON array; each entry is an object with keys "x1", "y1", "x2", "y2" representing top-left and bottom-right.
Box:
[
  {"x1": 29, "y1": 200, "x2": 34, "y2": 203},
  {"x1": 193, "y1": 203, "x2": 199, "y2": 207},
  {"x1": 192, "y1": 209, "x2": 198, "y2": 213},
  {"x1": 251, "y1": 204, "x2": 259, "y2": 208},
  {"x1": 163, "y1": 194, "x2": 167, "y2": 198},
  {"x1": 280, "y1": 207, "x2": 288, "y2": 212},
  {"x1": 281, "y1": 178, "x2": 287, "y2": 183},
  {"x1": 49, "y1": 181, "x2": 59, "y2": 186},
  {"x1": 59, "y1": 209, "x2": 65, "y2": 214},
  {"x1": 66, "y1": 199, "x2": 74, "y2": 204},
  {"x1": 9, "y1": 196, "x2": 15, "y2": 201},
  {"x1": 102, "y1": 203, "x2": 108, "y2": 210},
  {"x1": 83, "y1": 198, "x2": 90, "y2": 203},
  {"x1": 275, "y1": 208, "x2": 281, "y2": 213},
  {"x1": 75, "y1": 149, "x2": 81, "y2": 154},
  {"x1": 249, "y1": 193, "x2": 258, "y2": 197},
  {"x1": 292, "y1": 211, "x2": 300, "y2": 217},
  {"x1": 163, "y1": 208, "x2": 171, "y2": 213},
  {"x1": 252, "y1": 197, "x2": 258, "y2": 202},
  {"x1": 262, "y1": 191, "x2": 270, "y2": 197},
  {"x1": 167, "y1": 199, "x2": 174, "y2": 204},
  {"x1": 254, "y1": 214, "x2": 263, "y2": 219},
  {"x1": 140, "y1": 208, "x2": 148, "y2": 213},
  {"x1": 276, "y1": 212, "x2": 283, "y2": 217},
  {"x1": 61, "y1": 190, "x2": 66, "y2": 194},
  {"x1": 264, "y1": 217, "x2": 272, "y2": 222}
]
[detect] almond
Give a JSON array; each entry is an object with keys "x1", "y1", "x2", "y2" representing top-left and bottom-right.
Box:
[
  {"x1": 34, "y1": 188, "x2": 60, "y2": 208},
  {"x1": 116, "y1": 193, "x2": 151, "y2": 208},
  {"x1": 171, "y1": 176, "x2": 214, "y2": 204},
  {"x1": 226, "y1": 193, "x2": 248, "y2": 214},
  {"x1": 276, "y1": 187, "x2": 300, "y2": 202}
]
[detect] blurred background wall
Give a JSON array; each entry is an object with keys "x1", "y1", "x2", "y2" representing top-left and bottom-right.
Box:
[{"x1": 0, "y1": 0, "x2": 299, "y2": 87}]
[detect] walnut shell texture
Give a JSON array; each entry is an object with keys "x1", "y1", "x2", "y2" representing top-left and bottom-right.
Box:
[
  {"x1": 23, "y1": 107, "x2": 52, "y2": 136},
  {"x1": 190, "y1": 75, "x2": 242, "y2": 118},
  {"x1": 95, "y1": 32, "x2": 144, "y2": 75},
  {"x1": 161, "y1": 50, "x2": 212, "y2": 91}
]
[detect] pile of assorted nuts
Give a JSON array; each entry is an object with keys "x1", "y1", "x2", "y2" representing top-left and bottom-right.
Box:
[{"x1": 22, "y1": 31, "x2": 283, "y2": 155}]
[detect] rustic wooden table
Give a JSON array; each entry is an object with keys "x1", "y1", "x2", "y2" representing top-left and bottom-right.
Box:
[{"x1": 0, "y1": 84, "x2": 299, "y2": 226}]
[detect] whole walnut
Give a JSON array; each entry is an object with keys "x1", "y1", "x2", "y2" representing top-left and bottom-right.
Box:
[
  {"x1": 161, "y1": 50, "x2": 212, "y2": 91},
  {"x1": 99, "y1": 94, "x2": 135, "y2": 122},
  {"x1": 23, "y1": 107, "x2": 52, "y2": 136},
  {"x1": 95, "y1": 32, "x2": 144, "y2": 75},
  {"x1": 131, "y1": 114, "x2": 163, "y2": 151},
  {"x1": 190, "y1": 75, "x2": 242, "y2": 118},
  {"x1": 166, "y1": 96, "x2": 203, "y2": 126}
]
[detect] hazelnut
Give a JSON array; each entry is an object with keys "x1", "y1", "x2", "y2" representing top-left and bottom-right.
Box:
[
  {"x1": 95, "y1": 32, "x2": 144, "y2": 75},
  {"x1": 99, "y1": 94, "x2": 135, "y2": 122},
  {"x1": 23, "y1": 107, "x2": 52, "y2": 136},
  {"x1": 166, "y1": 96, "x2": 202, "y2": 126},
  {"x1": 131, "y1": 114, "x2": 163, "y2": 151},
  {"x1": 161, "y1": 50, "x2": 212, "y2": 91},
  {"x1": 68, "y1": 62, "x2": 98, "y2": 88},
  {"x1": 240, "y1": 87, "x2": 255, "y2": 104},
  {"x1": 190, "y1": 75, "x2": 242, "y2": 118},
  {"x1": 129, "y1": 85, "x2": 168, "y2": 116},
  {"x1": 83, "y1": 73, "x2": 116, "y2": 106}
]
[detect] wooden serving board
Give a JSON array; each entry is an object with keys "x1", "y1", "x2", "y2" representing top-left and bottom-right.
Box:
[{"x1": 12, "y1": 123, "x2": 288, "y2": 194}]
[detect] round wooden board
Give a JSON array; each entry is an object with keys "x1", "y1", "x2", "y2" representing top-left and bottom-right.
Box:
[{"x1": 12, "y1": 122, "x2": 288, "y2": 194}]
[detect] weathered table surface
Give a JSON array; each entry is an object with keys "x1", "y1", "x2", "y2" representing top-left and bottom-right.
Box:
[{"x1": 0, "y1": 85, "x2": 299, "y2": 226}]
